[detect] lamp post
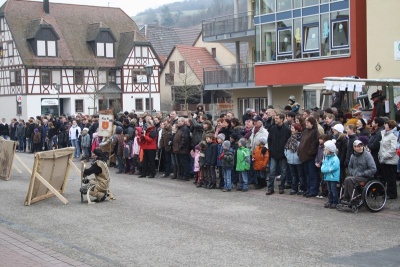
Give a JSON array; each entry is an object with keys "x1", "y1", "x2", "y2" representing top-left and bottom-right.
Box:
[
  {"x1": 54, "y1": 83, "x2": 61, "y2": 117},
  {"x1": 145, "y1": 64, "x2": 153, "y2": 115}
]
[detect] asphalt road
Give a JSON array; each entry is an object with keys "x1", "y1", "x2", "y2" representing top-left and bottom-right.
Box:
[{"x1": 1, "y1": 152, "x2": 400, "y2": 267}]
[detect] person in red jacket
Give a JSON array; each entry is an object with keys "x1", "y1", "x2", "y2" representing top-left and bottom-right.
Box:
[{"x1": 139, "y1": 120, "x2": 158, "y2": 178}]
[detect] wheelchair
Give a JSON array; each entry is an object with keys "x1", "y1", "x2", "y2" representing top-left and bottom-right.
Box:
[{"x1": 337, "y1": 179, "x2": 387, "y2": 213}]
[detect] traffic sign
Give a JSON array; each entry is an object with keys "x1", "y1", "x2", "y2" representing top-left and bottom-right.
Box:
[{"x1": 16, "y1": 95, "x2": 22, "y2": 103}]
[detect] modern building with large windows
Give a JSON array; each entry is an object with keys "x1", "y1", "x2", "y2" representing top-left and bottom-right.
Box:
[{"x1": 254, "y1": 0, "x2": 367, "y2": 110}]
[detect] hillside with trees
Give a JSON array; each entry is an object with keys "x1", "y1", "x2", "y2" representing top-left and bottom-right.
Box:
[{"x1": 134, "y1": 0, "x2": 248, "y2": 28}]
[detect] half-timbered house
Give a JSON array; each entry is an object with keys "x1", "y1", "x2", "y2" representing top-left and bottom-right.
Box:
[{"x1": 0, "y1": 0, "x2": 161, "y2": 119}]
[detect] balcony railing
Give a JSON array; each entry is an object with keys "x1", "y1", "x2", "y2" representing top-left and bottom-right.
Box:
[
  {"x1": 202, "y1": 11, "x2": 254, "y2": 38},
  {"x1": 204, "y1": 63, "x2": 255, "y2": 89}
]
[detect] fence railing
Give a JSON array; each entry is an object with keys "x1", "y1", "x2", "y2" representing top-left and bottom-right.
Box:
[
  {"x1": 203, "y1": 63, "x2": 255, "y2": 86},
  {"x1": 202, "y1": 11, "x2": 254, "y2": 38}
]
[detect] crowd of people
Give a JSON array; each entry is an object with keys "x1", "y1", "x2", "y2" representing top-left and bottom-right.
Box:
[{"x1": 1, "y1": 94, "x2": 400, "y2": 208}]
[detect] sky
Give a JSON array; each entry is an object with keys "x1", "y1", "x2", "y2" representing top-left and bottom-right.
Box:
[{"x1": 0, "y1": 0, "x2": 181, "y2": 16}]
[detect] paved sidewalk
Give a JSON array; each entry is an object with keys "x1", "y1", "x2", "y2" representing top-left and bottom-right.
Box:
[{"x1": 0, "y1": 226, "x2": 90, "y2": 267}]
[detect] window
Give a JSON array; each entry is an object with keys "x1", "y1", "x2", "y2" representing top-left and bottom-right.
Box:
[
  {"x1": 135, "y1": 46, "x2": 142, "y2": 57},
  {"x1": 277, "y1": 0, "x2": 291, "y2": 11},
  {"x1": 179, "y1": 61, "x2": 185, "y2": 73},
  {"x1": 261, "y1": 0, "x2": 275, "y2": 14},
  {"x1": 0, "y1": 45, "x2": 3, "y2": 58},
  {"x1": 10, "y1": 70, "x2": 22, "y2": 86},
  {"x1": 52, "y1": 70, "x2": 61, "y2": 85},
  {"x1": 75, "y1": 99, "x2": 84, "y2": 113},
  {"x1": 303, "y1": 24, "x2": 319, "y2": 53},
  {"x1": 169, "y1": 61, "x2": 175, "y2": 74},
  {"x1": 96, "y1": 42, "x2": 114, "y2": 58},
  {"x1": 74, "y1": 70, "x2": 84, "y2": 85},
  {"x1": 211, "y1": 48, "x2": 216, "y2": 58},
  {"x1": 145, "y1": 98, "x2": 153, "y2": 111},
  {"x1": 108, "y1": 70, "x2": 116, "y2": 83},
  {"x1": 165, "y1": 73, "x2": 174, "y2": 86},
  {"x1": 41, "y1": 70, "x2": 51, "y2": 85},
  {"x1": 7, "y1": 42, "x2": 13, "y2": 57},
  {"x1": 132, "y1": 69, "x2": 145, "y2": 84},
  {"x1": 331, "y1": 19, "x2": 349, "y2": 49},
  {"x1": 135, "y1": 98, "x2": 143, "y2": 111},
  {"x1": 277, "y1": 28, "x2": 292, "y2": 55},
  {"x1": 37, "y1": 40, "x2": 56, "y2": 57}
]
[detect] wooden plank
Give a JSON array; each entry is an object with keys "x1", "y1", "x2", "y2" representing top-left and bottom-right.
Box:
[
  {"x1": 14, "y1": 154, "x2": 32, "y2": 175},
  {"x1": 33, "y1": 172, "x2": 68, "y2": 205},
  {"x1": 25, "y1": 154, "x2": 40, "y2": 206}
]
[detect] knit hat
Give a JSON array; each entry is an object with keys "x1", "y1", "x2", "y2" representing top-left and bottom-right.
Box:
[
  {"x1": 116, "y1": 126, "x2": 123, "y2": 134},
  {"x1": 239, "y1": 138, "x2": 246, "y2": 147},
  {"x1": 222, "y1": 140, "x2": 231, "y2": 149},
  {"x1": 199, "y1": 141, "x2": 207, "y2": 149},
  {"x1": 230, "y1": 132, "x2": 240, "y2": 142},
  {"x1": 217, "y1": 133, "x2": 225, "y2": 141},
  {"x1": 259, "y1": 137, "x2": 267, "y2": 145},
  {"x1": 34, "y1": 128, "x2": 39, "y2": 133},
  {"x1": 194, "y1": 145, "x2": 200, "y2": 151},
  {"x1": 324, "y1": 140, "x2": 337, "y2": 153},
  {"x1": 332, "y1": 124, "x2": 344, "y2": 133},
  {"x1": 83, "y1": 128, "x2": 89, "y2": 132},
  {"x1": 93, "y1": 132, "x2": 98, "y2": 138},
  {"x1": 358, "y1": 136, "x2": 369, "y2": 146},
  {"x1": 93, "y1": 148, "x2": 103, "y2": 158}
]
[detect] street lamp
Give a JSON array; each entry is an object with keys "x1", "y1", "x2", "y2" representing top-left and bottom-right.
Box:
[
  {"x1": 53, "y1": 83, "x2": 61, "y2": 117},
  {"x1": 145, "y1": 64, "x2": 153, "y2": 115}
]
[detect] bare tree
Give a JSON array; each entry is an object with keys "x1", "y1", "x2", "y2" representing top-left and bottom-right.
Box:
[{"x1": 172, "y1": 62, "x2": 203, "y2": 111}]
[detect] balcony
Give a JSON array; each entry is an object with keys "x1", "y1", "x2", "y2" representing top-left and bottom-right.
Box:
[
  {"x1": 203, "y1": 63, "x2": 255, "y2": 90},
  {"x1": 202, "y1": 11, "x2": 255, "y2": 43}
]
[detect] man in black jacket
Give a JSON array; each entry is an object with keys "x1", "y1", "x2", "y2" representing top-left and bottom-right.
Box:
[{"x1": 266, "y1": 113, "x2": 291, "y2": 195}]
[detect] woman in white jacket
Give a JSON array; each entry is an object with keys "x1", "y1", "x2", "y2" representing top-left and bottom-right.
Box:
[
  {"x1": 69, "y1": 120, "x2": 81, "y2": 158},
  {"x1": 378, "y1": 120, "x2": 399, "y2": 199}
]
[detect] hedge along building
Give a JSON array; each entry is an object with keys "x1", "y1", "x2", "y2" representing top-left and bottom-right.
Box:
[{"x1": 0, "y1": 0, "x2": 162, "y2": 120}]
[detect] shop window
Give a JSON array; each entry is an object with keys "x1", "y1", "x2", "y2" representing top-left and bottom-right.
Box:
[
  {"x1": 179, "y1": 61, "x2": 185, "y2": 73},
  {"x1": 331, "y1": 19, "x2": 349, "y2": 49},
  {"x1": 165, "y1": 73, "x2": 174, "y2": 86},
  {"x1": 41, "y1": 70, "x2": 51, "y2": 85},
  {"x1": 135, "y1": 98, "x2": 143, "y2": 111},
  {"x1": 74, "y1": 70, "x2": 84, "y2": 85},
  {"x1": 75, "y1": 99, "x2": 84, "y2": 113},
  {"x1": 169, "y1": 61, "x2": 175, "y2": 74}
]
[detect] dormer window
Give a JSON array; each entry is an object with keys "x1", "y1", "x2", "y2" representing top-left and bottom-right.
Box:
[
  {"x1": 96, "y1": 42, "x2": 114, "y2": 58},
  {"x1": 86, "y1": 23, "x2": 116, "y2": 59},
  {"x1": 26, "y1": 20, "x2": 59, "y2": 58}
]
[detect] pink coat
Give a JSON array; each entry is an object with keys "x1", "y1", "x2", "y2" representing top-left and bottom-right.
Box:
[{"x1": 191, "y1": 150, "x2": 200, "y2": 172}]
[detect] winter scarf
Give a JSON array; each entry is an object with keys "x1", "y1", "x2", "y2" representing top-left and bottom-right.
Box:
[{"x1": 285, "y1": 133, "x2": 301, "y2": 152}]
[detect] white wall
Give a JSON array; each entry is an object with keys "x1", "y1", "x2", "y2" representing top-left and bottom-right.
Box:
[{"x1": 122, "y1": 93, "x2": 160, "y2": 113}]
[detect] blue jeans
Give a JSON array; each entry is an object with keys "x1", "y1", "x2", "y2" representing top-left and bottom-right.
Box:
[
  {"x1": 71, "y1": 139, "x2": 81, "y2": 157},
  {"x1": 117, "y1": 155, "x2": 124, "y2": 172},
  {"x1": 17, "y1": 136, "x2": 24, "y2": 151},
  {"x1": 326, "y1": 181, "x2": 339, "y2": 205},
  {"x1": 223, "y1": 168, "x2": 232, "y2": 190},
  {"x1": 268, "y1": 157, "x2": 288, "y2": 191},
  {"x1": 289, "y1": 163, "x2": 305, "y2": 192},
  {"x1": 163, "y1": 151, "x2": 171, "y2": 176},
  {"x1": 303, "y1": 159, "x2": 318, "y2": 196},
  {"x1": 26, "y1": 137, "x2": 31, "y2": 152},
  {"x1": 238, "y1": 171, "x2": 248, "y2": 190}
]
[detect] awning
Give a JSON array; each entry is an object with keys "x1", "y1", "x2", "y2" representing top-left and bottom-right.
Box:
[{"x1": 97, "y1": 83, "x2": 122, "y2": 94}]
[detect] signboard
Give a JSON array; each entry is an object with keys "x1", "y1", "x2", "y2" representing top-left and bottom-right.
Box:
[
  {"x1": 98, "y1": 114, "x2": 114, "y2": 137},
  {"x1": 395, "y1": 41, "x2": 400, "y2": 61},
  {"x1": 16, "y1": 95, "x2": 22, "y2": 103},
  {"x1": 137, "y1": 75, "x2": 148, "y2": 84},
  {"x1": 41, "y1": 99, "x2": 59, "y2": 106}
]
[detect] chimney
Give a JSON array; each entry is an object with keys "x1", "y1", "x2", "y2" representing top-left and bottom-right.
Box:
[{"x1": 44, "y1": 0, "x2": 50, "y2": 14}]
